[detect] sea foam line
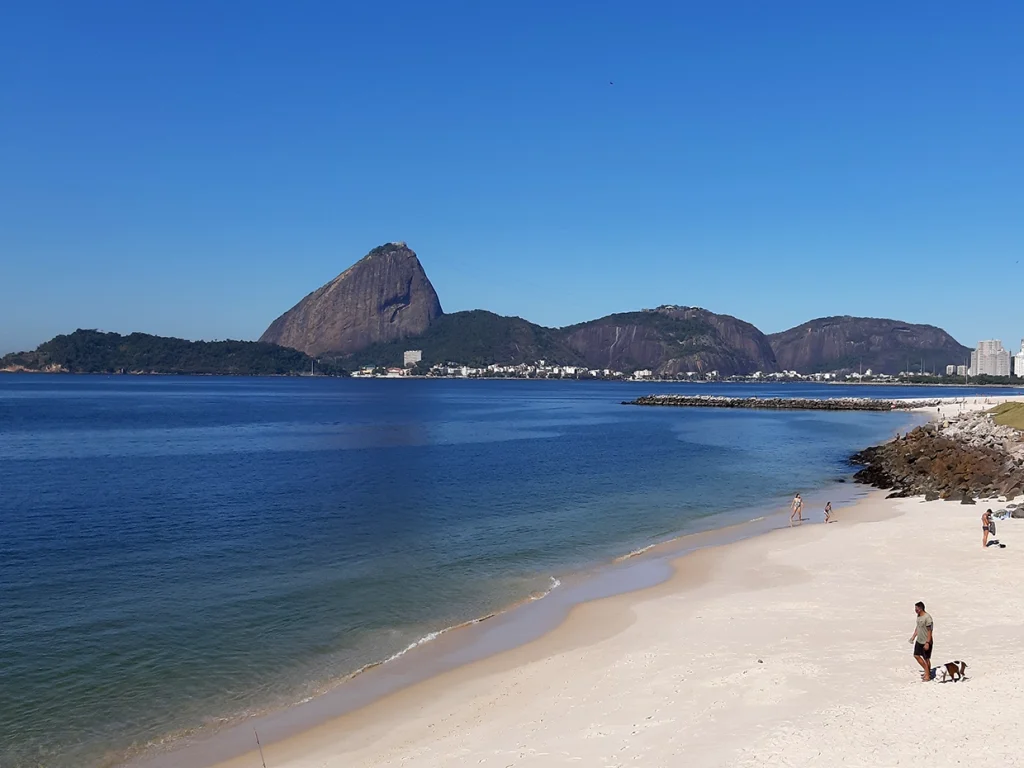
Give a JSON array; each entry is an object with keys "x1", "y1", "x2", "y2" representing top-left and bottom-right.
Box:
[
  {"x1": 613, "y1": 544, "x2": 655, "y2": 563},
  {"x1": 341, "y1": 576, "x2": 562, "y2": 682}
]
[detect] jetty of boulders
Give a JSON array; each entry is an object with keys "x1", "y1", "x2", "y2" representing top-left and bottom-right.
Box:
[
  {"x1": 623, "y1": 395, "x2": 939, "y2": 411},
  {"x1": 851, "y1": 409, "x2": 1024, "y2": 502}
]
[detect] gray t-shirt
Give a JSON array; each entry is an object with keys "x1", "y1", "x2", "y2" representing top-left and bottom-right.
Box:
[{"x1": 916, "y1": 612, "x2": 933, "y2": 644}]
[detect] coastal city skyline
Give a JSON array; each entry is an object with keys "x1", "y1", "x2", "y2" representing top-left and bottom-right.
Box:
[
  {"x1": 355, "y1": 334, "x2": 1024, "y2": 380},
  {"x1": 2, "y1": 3, "x2": 1022, "y2": 355}
]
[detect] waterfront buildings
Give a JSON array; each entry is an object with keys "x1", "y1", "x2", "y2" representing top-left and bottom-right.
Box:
[
  {"x1": 403, "y1": 349, "x2": 423, "y2": 367},
  {"x1": 969, "y1": 340, "x2": 1011, "y2": 377},
  {"x1": 1014, "y1": 340, "x2": 1024, "y2": 378}
]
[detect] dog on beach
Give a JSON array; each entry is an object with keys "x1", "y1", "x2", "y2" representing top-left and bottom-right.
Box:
[{"x1": 939, "y1": 660, "x2": 968, "y2": 682}]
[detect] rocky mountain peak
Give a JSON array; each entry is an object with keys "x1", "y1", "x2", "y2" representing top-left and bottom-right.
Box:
[{"x1": 259, "y1": 242, "x2": 443, "y2": 357}]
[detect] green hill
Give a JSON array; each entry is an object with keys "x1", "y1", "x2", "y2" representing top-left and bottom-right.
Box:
[
  {"x1": 345, "y1": 310, "x2": 587, "y2": 369},
  {"x1": 2, "y1": 329, "x2": 316, "y2": 375}
]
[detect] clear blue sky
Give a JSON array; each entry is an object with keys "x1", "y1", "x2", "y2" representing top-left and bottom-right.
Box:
[{"x1": 2, "y1": 1, "x2": 1022, "y2": 354}]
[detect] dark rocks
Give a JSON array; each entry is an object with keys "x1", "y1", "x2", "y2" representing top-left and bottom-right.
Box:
[
  {"x1": 260, "y1": 242, "x2": 443, "y2": 357},
  {"x1": 850, "y1": 411, "x2": 1024, "y2": 501}
]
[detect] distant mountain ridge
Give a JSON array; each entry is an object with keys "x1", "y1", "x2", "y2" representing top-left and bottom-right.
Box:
[
  {"x1": 8, "y1": 244, "x2": 975, "y2": 376},
  {"x1": 348, "y1": 306, "x2": 778, "y2": 376},
  {"x1": 767, "y1": 316, "x2": 972, "y2": 375},
  {"x1": 257, "y1": 243, "x2": 973, "y2": 375}
]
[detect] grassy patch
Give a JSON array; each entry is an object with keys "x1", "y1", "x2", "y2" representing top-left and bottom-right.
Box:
[{"x1": 990, "y1": 402, "x2": 1024, "y2": 430}]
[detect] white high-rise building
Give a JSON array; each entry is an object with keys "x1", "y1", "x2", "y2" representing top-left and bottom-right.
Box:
[
  {"x1": 969, "y1": 340, "x2": 1011, "y2": 377},
  {"x1": 1014, "y1": 340, "x2": 1024, "y2": 378},
  {"x1": 403, "y1": 349, "x2": 423, "y2": 367}
]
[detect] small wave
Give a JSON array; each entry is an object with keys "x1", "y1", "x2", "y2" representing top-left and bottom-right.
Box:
[
  {"x1": 345, "y1": 578, "x2": 562, "y2": 678},
  {"x1": 748, "y1": 515, "x2": 765, "y2": 522},
  {"x1": 529, "y1": 576, "x2": 561, "y2": 600},
  {"x1": 613, "y1": 544, "x2": 655, "y2": 563}
]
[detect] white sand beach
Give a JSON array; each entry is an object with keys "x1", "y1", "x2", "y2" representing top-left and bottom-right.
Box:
[{"x1": 208, "y1": 476, "x2": 1024, "y2": 768}]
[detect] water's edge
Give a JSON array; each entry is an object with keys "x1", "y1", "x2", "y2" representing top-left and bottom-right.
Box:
[{"x1": 130, "y1": 469, "x2": 889, "y2": 768}]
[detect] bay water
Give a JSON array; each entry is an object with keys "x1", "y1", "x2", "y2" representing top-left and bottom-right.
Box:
[{"x1": 0, "y1": 377, "x2": 1008, "y2": 766}]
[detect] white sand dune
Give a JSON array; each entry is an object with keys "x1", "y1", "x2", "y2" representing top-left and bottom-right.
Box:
[{"x1": 209, "y1": 485, "x2": 1023, "y2": 768}]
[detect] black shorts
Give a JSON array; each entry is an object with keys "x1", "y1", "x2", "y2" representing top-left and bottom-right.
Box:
[{"x1": 914, "y1": 642, "x2": 932, "y2": 660}]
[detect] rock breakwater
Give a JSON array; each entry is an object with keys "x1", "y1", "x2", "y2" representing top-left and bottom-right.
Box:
[
  {"x1": 624, "y1": 395, "x2": 939, "y2": 411},
  {"x1": 851, "y1": 409, "x2": 1024, "y2": 501}
]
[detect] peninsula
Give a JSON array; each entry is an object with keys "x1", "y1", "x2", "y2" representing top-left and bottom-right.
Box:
[{"x1": 258, "y1": 242, "x2": 974, "y2": 378}]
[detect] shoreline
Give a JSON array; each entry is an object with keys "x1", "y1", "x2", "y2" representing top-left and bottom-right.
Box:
[
  {"x1": 128, "y1": 395, "x2": 1016, "y2": 768},
  {"x1": 202, "y1": 485, "x2": 1024, "y2": 768},
  {"x1": 132, "y1": 482, "x2": 872, "y2": 768},
  {"x1": 4, "y1": 369, "x2": 1024, "y2": 389},
  {"x1": 208, "y1": 489, "x2": 1024, "y2": 768}
]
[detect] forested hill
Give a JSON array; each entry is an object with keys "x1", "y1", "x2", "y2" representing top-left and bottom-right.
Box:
[{"x1": 1, "y1": 330, "x2": 317, "y2": 375}]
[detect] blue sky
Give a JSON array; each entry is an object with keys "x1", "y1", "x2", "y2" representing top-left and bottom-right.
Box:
[{"x1": 1, "y1": 1, "x2": 1022, "y2": 354}]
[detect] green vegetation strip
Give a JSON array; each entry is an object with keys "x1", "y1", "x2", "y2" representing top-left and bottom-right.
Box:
[{"x1": 990, "y1": 402, "x2": 1024, "y2": 430}]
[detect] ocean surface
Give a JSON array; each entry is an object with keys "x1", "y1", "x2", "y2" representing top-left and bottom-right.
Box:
[{"x1": 1, "y1": 376, "x2": 1016, "y2": 767}]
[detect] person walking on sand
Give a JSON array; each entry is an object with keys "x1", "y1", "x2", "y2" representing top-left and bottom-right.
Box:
[
  {"x1": 909, "y1": 601, "x2": 934, "y2": 681},
  {"x1": 824, "y1": 501, "x2": 833, "y2": 523},
  {"x1": 982, "y1": 509, "x2": 994, "y2": 549},
  {"x1": 790, "y1": 493, "x2": 804, "y2": 525}
]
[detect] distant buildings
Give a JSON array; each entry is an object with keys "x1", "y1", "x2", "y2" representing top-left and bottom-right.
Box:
[
  {"x1": 350, "y1": 342, "x2": 1023, "y2": 381},
  {"x1": 969, "y1": 340, "x2": 1011, "y2": 377}
]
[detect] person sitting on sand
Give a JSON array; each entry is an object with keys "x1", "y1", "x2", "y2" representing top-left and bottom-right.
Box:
[
  {"x1": 982, "y1": 509, "x2": 993, "y2": 549},
  {"x1": 824, "y1": 501, "x2": 833, "y2": 524},
  {"x1": 790, "y1": 493, "x2": 804, "y2": 525},
  {"x1": 909, "y1": 601, "x2": 934, "y2": 681}
]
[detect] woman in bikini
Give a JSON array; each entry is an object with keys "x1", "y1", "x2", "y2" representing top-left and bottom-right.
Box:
[{"x1": 790, "y1": 493, "x2": 804, "y2": 525}]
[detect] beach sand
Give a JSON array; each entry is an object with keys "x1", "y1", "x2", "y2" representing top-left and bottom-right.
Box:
[{"x1": 205, "y1": 479, "x2": 1023, "y2": 768}]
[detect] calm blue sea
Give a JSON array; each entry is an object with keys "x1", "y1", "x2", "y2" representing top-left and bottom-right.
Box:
[{"x1": 1, "y1": 376, "x2": 1015, "y2": 767}]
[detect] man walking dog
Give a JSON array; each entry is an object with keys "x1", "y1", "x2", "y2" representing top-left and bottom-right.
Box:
[{"x1": 909, "y1": 601, "x2": 934, "y2": 681}]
